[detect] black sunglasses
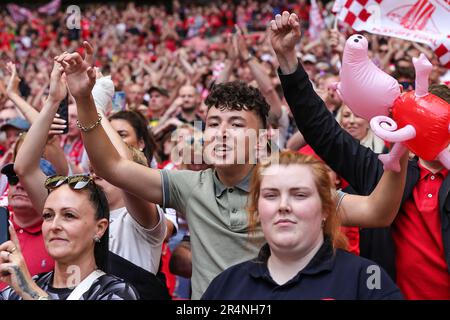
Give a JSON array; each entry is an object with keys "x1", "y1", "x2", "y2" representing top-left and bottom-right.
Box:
[
  {"x1": 6, "y1": 174, "x2": 19, "y2": 186},
  {"x1": 399, "y1": 81, "x2": 415, "y2": 90},
  {"x1": 45, "y1": 175, "x2": 94, "y2": 191}
]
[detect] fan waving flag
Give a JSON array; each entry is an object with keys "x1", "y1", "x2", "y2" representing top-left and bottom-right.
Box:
[{"x1": 337, "y1": 0, "x2": 450, "y2": 68}]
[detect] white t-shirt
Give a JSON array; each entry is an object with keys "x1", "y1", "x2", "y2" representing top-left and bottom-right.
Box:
[
  {"x1": 109, "y1": 205, "x2": 167, "y2": 274},
  {"x1": 163, "y1": 207, "x2": 178, "y2": 234}
]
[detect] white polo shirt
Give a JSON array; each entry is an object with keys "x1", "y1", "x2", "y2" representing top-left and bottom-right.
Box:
[{"x1": 109, "y1": 205, "x2": 167, "y2": 274}]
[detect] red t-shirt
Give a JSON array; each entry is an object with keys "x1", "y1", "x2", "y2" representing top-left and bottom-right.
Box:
[
  {"x1": 160, "y1": 242, "x2": 176, "y2": 297},
  {"x1": 0, "y1": 216, "x2": 54, "y2": 290},
  {"x1": 393, "y1": 162, "x2": 450, "y2": 299},
  {"x1": 61, "y1": 136, "x2": 84, "y2": 166}
]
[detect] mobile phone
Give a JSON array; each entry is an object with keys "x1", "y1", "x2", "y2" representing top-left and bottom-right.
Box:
[
  {"x1": 57, "y1": 94, "x2": 69, "y2": 134},
  {"x1": 112, "y1": 91, "x2": 126, "y2": 113},
  {"x1": 0, "y1": 206, "x2": 9, "y2": 244}
]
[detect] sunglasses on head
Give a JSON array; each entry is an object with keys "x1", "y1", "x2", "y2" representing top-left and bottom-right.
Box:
[{"x1": 45, "y1": 175, "x2": 94, "y2": 191}]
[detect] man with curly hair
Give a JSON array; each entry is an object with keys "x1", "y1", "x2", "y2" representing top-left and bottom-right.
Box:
[{"x1": 63, "y1": 43, "x2": 270, "y2": 299}]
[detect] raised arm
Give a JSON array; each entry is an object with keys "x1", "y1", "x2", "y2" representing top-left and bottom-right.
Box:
[
  {"x1": 59, "y1": 42, "x2": 164, "y2": 206},
  {"x1": 339, "y1": 151, "x2": 409, "y2": 228},
  {"x1": 270, "y1": 12, "x2": 384, "y2": 195},
  {"x1": 236, "y1": 26, "x2": 283, "y2": 120},
  {"x1": 14, "y1": 62, "x2": 67, "y2": 215},
  {"x1": 96, "y1": 77, "x2": 160, "y2": 228},
  {"x1": 286, "y1": 130, "x2": 306, "y2": 151},
  {"x1": 215, "y1": 33, "x2": 238, "y2": 84},
  {"x1": 5, "y1": 62, "x2": 39, "y2": 123},
  {"x1": 177, "y1": 49, "x2": 196, "y2": 77},
  {"x1": 42, "y1": 137, "x2": 70, "y2": 176}
]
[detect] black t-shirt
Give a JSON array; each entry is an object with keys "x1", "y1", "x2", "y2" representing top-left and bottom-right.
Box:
[
  {"x1": 202, "y1": 238, "x2": 404, "y2": 300},
  {"x1": 176, "y1": 113, "x2": 205, "y2": 130},
  {"x1": 46, "y1": 285, "x2": 73, "y2": 300},
  {"x1": 108, "y1": 251, "x2": 171, "y2": 300}
]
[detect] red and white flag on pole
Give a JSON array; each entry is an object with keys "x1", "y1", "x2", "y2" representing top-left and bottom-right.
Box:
[
  {"x1": 309, "y1": 0, "x2": 326, "y2": 40},
  {"x1": 337, "y1": 0, "x2": 450, "y2": 68}
]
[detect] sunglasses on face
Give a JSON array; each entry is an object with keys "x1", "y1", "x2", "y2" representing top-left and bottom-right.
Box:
[
  {"x1": 6, "y1": 174, "x2": 19, "y2": 186},
  {"x1": 45, "y1": 175, "x2": 94, "y2": 191},
  {"x1": 399, "y1": 81, "x2": 415, "y2": 90}
]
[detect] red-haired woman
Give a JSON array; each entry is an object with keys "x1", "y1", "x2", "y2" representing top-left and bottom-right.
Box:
[{"x1": 202, "y1": 151, "x2": 405, "y2": 299}]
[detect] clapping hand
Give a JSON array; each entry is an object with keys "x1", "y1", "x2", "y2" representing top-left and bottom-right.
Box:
[{"x1": 55, "y1": 41, "x2": 96, "y2": 100}]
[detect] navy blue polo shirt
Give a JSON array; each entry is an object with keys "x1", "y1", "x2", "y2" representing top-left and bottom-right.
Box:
[{"x1": 202, "y1": 238, "x2": 403, "y2": 300}]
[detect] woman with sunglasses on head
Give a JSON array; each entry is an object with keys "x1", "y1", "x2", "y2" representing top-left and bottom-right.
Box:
[
  {"x1": 0, "y1": 174, "x2": 138, "y2": 300},
  {"x1": 202, "y1": 151, "x2": 406, "y2": 300},
  {"x1": 11, "y1": 62, "x2": 169, "y2": 299}
]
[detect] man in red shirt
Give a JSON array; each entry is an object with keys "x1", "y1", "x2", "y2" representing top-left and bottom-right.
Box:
[
  {"x1": 0, "y1": 163, "x2": 54, "y2": 290},
  {"x1": 392, "y1": 160, "x2": 450, "y2": 299}
]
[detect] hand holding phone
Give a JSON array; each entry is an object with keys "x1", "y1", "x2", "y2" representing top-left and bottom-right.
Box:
[{"x1": 56, "y1": 94, "x2": 69, "y2": 134}]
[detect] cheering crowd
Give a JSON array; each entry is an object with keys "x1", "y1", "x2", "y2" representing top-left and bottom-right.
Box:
[{"x1": 0, "y1": 0, "x2": 449, "y2": 300}]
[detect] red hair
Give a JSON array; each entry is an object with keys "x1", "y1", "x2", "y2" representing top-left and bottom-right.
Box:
[{"x1": 248, "y1": 151, "x2": 348, "y2": 250}]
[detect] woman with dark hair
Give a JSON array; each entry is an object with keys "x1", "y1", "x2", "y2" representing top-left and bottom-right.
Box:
[
  {"x1": 109, "y1": 110, "x2": 158, "y2": 167},
  {"x1": 0, "y1": 175, "x2": 139, "y2": 300},
  {"x1": 10, "y1": 62, "x2": 168, "y2": 299}
]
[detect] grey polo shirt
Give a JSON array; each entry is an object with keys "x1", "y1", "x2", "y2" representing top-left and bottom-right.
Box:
[{"x1": 161, "y1": 168, "x2": 265, "y2": 299}]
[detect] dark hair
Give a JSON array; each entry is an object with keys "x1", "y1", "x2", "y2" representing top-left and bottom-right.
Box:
[
  {"x1": 392, "y1": 66, "x2": 415, "y2": 82},
  {"x1": 85, "y1": 183, "x2": 110, "y2": 272},
  {"x1": 429, "y1": 84, "x2": 450, "y2": 104},
  {"x1": 205, "y1": 81, "x2": 269, "y2": 128},
  {"x1": 109, "y1": 110, "x2": 158, "y2": 165}
]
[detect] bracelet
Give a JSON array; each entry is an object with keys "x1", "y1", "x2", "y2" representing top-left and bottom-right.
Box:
[{"x1": 76, "y1": 113, "x2": 102, "y2": 132}]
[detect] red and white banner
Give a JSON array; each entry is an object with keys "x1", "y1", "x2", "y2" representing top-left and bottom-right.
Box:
[{"x1": 337, "y1": 0, "x2": 450, "y2": 68}]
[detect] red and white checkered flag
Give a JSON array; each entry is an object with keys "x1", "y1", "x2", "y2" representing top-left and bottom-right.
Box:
[
  {"x1": 332, "y1": 0, "x2": 346, "y2": 13},
  {"x1": 338, "y1": 0, "x2": 450, "y2": 68}
]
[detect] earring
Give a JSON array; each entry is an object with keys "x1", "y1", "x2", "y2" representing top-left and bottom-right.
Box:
[{"x1": 94, "y1": 236, "x2": 101, "y2": 243}]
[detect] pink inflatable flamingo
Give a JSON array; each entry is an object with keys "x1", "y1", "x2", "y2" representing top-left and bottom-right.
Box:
[
  {"x1": 370, "y1": 54, "x2": 450, "y2": 172},
  {"x1": 335, "y1": 34, "x2": 401, "y2": 120}
]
